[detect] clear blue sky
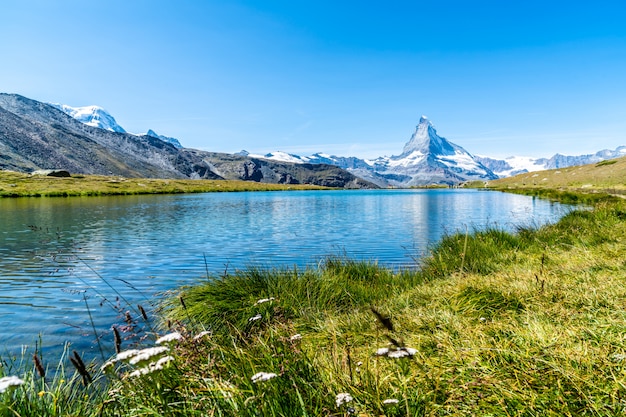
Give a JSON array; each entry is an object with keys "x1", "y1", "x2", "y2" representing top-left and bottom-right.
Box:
[{"x1": 2, "y1": 0, "x2": 625, "y2": 159}]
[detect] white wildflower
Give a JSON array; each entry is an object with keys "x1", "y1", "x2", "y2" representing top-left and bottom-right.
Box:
[
  {"x1": 249, "y1": 314, "x2": 262, "y2": 322},
  {"x1": 100, "y1": 360, "x2": 117, "y2": 372},
  {"x1": 155, "y1": 332, "x2": 182, "y2": 345},
  {"x1": 374, "y1": 347, "x2": 417, "y2": 359},
  {"x1": 387, "y1": 347, "x2": 417, "y2": 359},
  {"x1": 335, "y1": 392, "x2": 353, "y2": 407},
  {"x1": 127, "y1": 356, "x2": 174, "y2": 377},
  {"x1": 374, "y1": 347, "x2": 390, "y2": 356},
  {"x1": 116, "y1": 349, "x2": 140, "y2": 362},
  {"x1": 152, "y1": 355, "x2": 174, "y2": 370},
  {"x1": 387, "y1": 350, "x2": 411, "y2": 359},
  {"x1": 0, "y1": 376, "x2": 24, "y2": 393},
  {"x1": 128, "y1": 367, "x2": 150, "y2": 378},
  {"x1": 289, "y1": 334, "x2": 302, "y2": 341},
  {"x1": 128, "y1": 346, "x2": 169, "y2": 365},
  {"x1": 255, "y1": 297, "x2": 275, "y2": 305},
  {"x1": 193, "y1": 330, "x2": 212, "y2": 341},
  {"x1": 251, "y1": 372, "x2": 277, "y2": 383},
  {"x1": 383, "y1": 398, "x2": 400, "y2": 406}
]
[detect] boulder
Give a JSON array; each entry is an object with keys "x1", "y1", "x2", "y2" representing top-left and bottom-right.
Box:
[{"x1": 32, "y1": 169, "x2": 71, "y2": 177}]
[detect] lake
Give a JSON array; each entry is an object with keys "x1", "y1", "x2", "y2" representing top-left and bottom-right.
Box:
[{"x1": 0, "y1": 189, "x2": 573, "y2": 358}]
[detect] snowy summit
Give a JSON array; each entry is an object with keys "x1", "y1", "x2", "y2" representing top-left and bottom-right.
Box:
[{"x1": 50, "y1": 103, "x2": 126, "y2": 133}]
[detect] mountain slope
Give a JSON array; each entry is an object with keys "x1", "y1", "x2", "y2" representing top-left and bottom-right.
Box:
[
  {"x1": 146, "y1": 129, "x2": 183, "y2": 148},
  {"x1": 0, "y1": 94, "x2": 374, "y2": 188}
]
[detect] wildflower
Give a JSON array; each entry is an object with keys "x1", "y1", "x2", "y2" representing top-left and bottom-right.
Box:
[
  {"x1": 374, "y1": 347, "x2": 417, "y2": 359},
  {"x1": 289, "y1": 334, "x2": 302, "y2": 341},
  {"x1": 0, "y1": 376, "x2": 25, "y2": 393},
  {"x1": 374, "y1": 347, "x2": 389, "y2": 356},
  {"x1": 38, "y1": 390, "x2": 46, "y2": 398},
  {"x1": 255, "y1": 297, "x2": 275, "y2": 305},
  {"x1": 128, "y1": 346, "x2": 169, "y2": 365},
  {"x1": 128, "y1": 368, "x2": 150, "y2": 378},
  {"x1": 249, "y1": 314, "x2": 262, "y2": 322},
  {"x1": 335, "y1": 392, "x2": 353, "y2": 407},
  {"x1": 383, "y1": 398, "x2": 400, "y2": 406},
  {"x1": 387, "y1": 347, "x2": 417, "y2": 359},
  {"x1": 152, "y1": 355, "x2": 174, "y2": 370},
  {"x1": 100, "y1": 360, "x2": 116, "y2": 372},
  {"x1": 116, "y1": 349, "x2": 140, "y2": 362},
  {"x1": 193, "y1": 330, "x2": 212, "y2": 341},
  {"x1": 155, "y1": 332, "x2": 182, "y2": 345},
  {"x1": 251, "y1": 372, "x2": 277, "y2": 383}
]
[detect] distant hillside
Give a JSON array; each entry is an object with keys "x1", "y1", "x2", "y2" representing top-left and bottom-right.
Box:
[
  {"x1": 484, "y1": 155, "x2": 626, "y2": 194},
  {"x1": 477, "y1": 147, "x2": 626, "y2": 177},
  {"x1": 0, "y1": 94, "x2": 375, "y2": 189}
]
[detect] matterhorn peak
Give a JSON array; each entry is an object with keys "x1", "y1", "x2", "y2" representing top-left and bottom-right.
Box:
[{"x1": 400, "y1": 115, "x2": 455, "y2": 157}]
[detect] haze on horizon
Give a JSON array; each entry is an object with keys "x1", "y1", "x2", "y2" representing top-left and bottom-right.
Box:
[{"x1": 1, "y1": 0, "x2": 625, "y2": 160}]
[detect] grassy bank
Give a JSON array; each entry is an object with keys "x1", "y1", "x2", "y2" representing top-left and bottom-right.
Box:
[
  {"x1": 481, "y1": 155, "x2": 626, "y2": 198},
  {"x1": 0, "y1": 170, "x2": 327, "y2": 197},
  {"x1": 3, "y1": 195, "x2": 626, "y2": 416}
]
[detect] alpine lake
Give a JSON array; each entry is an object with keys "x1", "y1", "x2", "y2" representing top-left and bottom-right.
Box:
[{"x1": 0, "y1": 188, "x2": 575, "y2": 359}]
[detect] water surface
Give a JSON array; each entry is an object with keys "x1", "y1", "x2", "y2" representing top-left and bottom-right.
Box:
[{"x1": 0, "y1": 189, "x2": 572, "y2": 357}]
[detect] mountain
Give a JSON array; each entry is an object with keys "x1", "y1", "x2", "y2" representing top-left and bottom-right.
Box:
[
  {"x1": 51, "y1": 103, "x2": 185, "y2": 149},
  {"x1": 49, "y1": 103, "x2": 127, "y2": 133},
  {"x1": 252, "y1": 116, "x2": 497, "y2": 187},
  {"x1": 146, "y1": 129, "x2": 183, "y2": 149},
  {"x1": 0, "y1": 93, "x2": 374, "y2": 188},
  {"x1": 373, "y1": 116, "x2": 497, "y2": 186},
  {"x1": 477, "y1": 146, "x2": 626, "y2": 177},
  {"x1": 256, "y1": 116, "x2": 626, "y2": 185}
]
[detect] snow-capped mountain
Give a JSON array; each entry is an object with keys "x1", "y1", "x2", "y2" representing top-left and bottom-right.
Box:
[
  {"x1": 374, "y1": 116, "x2": 497, "y2": 186},
  {"x1": 251, "y1": 116, "x2": 497, "y2": 187},
  {"x1": 49, "y1": 103, "x2": 127, "y2": 133},
  {"x1": 51, "y1": 103, "x2": 184, "y2": 148},
  {"x1": 476, "y1": 146, "x2": 626, "y2": 177},
  {"x1": 254, "y1": 116, "x2": 626, "y2": 185}
]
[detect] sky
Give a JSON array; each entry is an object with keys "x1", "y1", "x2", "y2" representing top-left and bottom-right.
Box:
[{"x1": 1, "y1": 0, "x2": 626, "y2": 159}]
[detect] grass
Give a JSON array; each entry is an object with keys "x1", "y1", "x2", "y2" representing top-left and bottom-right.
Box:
[
  {"x1": 131, "y1": 199, "x2": 626, "y2": 416},
  {"x1": 3, "y1": 179, "x2": 626, "y2": 415},
  {"x1": 0, "y1": 170, "x2": 328, "y2": 197},
  {"x1": 480, "y1": 155, "x2": 626, "y2": 197}
]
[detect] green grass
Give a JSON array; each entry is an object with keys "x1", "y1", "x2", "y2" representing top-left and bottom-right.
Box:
[
  {"x1": 146, "y1": 200, "x2": 626, "y2": 416},
  {"x1": 3, "y1": 195, "x2": 626, "y2": 415},
  {"x1": 0, "y1": 170, "x2": 328, "y2": 197},
  {"x1": 480, "y1": 155, "x2": 626, "y2": 197}
]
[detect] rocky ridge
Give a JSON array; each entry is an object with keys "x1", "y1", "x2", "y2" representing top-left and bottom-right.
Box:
[{"x1": 0, "y1": 94, "x2": 375, "y2": 189}]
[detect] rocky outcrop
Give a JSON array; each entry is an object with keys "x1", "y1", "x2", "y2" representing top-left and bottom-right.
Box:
[{"x1": 32, "y1": 169, "x2": 71, "y2": 177}]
